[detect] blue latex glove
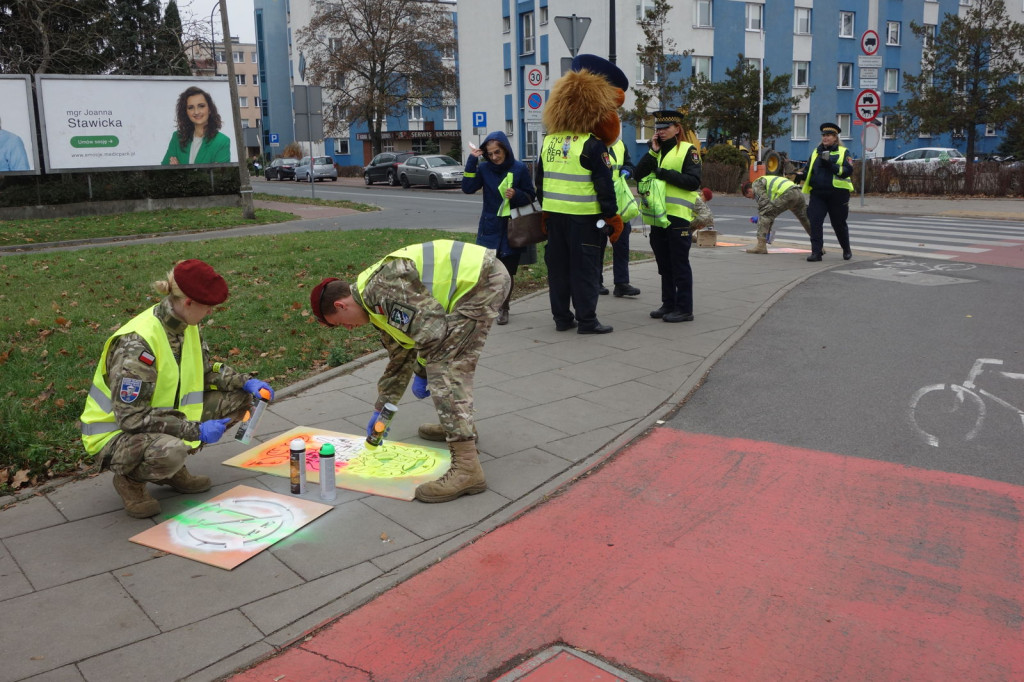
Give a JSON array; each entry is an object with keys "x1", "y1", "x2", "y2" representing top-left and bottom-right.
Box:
[
  {"x1": 750, "y1": 216, "x2": 759, "y2": 224},
  {"x1": 366, "y1": 411, "x2": 391, "y2": 440},
  {"x1": 199, "y1": 418, "x2": 232, "y2": 444},
  {"x1": 243, "y1": 379, "x2": 274, "y2": 401},
  {"x1": 620, "y1": 168, "x2": 631, "y2": 180},
  {"x1": 411, "y1": 374, "x2": 431, "y2": 399}
]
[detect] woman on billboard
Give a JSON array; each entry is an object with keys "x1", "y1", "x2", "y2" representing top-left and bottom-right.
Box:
[{"x1": 161, "y1": 86, "x2": 231, "y2": 165}]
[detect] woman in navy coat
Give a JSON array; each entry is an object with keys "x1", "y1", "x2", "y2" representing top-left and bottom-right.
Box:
[{"x1": 462, "y1": 131, "x2": 536, "y2": 325}]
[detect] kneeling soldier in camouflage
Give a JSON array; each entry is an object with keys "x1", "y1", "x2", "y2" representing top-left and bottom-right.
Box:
[
  {"x1": 310, "y1": 240, "x2": 510, "y2": 503},
  {"x1": 742, "y1": 175, "x2": 812, "y2": 254},
  {"x1": 80, "y1": 260, "x2": 274, "y2": 518}
]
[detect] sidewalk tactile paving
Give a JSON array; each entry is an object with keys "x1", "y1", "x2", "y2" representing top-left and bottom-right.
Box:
[{"x1": 494, "y1": 645, "x2": 643, "y2": 682}]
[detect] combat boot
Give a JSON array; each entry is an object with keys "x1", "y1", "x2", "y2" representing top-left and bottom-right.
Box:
[
  {"x1": 746, "y1": 238, "x2": 768, "y2": 254},
  {"x1": 414, "y1": 439, "x2": 487, "y2": 503},
  {"x1": 497, "y1": 303, "x2": 509, "y2": 326},
  {"x1": 156, "y1": 466, "x2": 211, "y2": 494},
  {"x1": 418, "y1": 423, "x2": 479, "y2": 443},
  {"x1": 112, "y1": 474, "x2": 161, "y2": 518}
]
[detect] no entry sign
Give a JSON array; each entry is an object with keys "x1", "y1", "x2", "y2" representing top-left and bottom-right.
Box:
[{"x1": 855, "y1": 89, "x2": 880, "y2": 122}]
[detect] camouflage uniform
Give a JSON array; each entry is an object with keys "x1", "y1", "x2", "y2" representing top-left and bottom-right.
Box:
[
  {"x1": 98, "y1": 297, "x2": 252, "y2": 481},
  {"x1": 355, "y1": 251, "x2": 510, "y2": 442},
  {"x1": 690, "y1": 195, "x2": 715, "y2": 231},
  {"x1": 752, "y1": 175, "x2": 812, "y2": 239}
]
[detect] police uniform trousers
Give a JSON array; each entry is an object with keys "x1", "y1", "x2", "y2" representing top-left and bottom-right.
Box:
[
  {"x1": 599, "y1": 221, "x2": 632, "y2": 286},
  {"x1": 807, "y1": 188, "x2": 852, "y2": 256},
  {"x1": 544, "y1": 212, "x2": 606, "y2": 327},
  {"x1": 103, "y1": 389, "x2": 250, "y2": 481},
  {"x1": 650, "y1": 217, "x2": 693, "y2": 314}
]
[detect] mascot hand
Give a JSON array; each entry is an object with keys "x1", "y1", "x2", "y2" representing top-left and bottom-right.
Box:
[{"x1": 606, "y1": 215, "x2": 624, "y2": 244}]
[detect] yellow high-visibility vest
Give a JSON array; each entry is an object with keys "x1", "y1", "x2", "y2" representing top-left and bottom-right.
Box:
[
  {"x1": 802, "y1": 147, "x2": 855, "y2": 192},
  {"x1": 540, "y1": 132, "x2": 600, "y2": 214},
  {"x1": 650, "y1": 141, "x2": 698, "y2": 221}
]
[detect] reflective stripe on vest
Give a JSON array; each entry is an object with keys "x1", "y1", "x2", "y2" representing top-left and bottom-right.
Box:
[
  {"x1": 79, "y1": 305, "x2": 204, "y2": 454},
  {"x1": 765, "y1": 175, "x2": 798, "y2": 200},
  {"x1": 802, "y1": 147, "x2": 855, "y2": 192},
  {"x1": 658, "y1": 142, "x2": 697, "y2": 220},
  {"x1": 355, "y1": 240, "x2": 487, "y2": 349},
  {"x1": 540, "y1": 133, "x2": 600, "y2": 214}
]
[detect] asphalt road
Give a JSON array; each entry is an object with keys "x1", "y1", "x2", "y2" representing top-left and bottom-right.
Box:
[{"x1": 669, "y1": 256, "x2": 1024, "y2": 487}]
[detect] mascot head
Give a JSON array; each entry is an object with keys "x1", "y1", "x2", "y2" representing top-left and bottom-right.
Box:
[{"x1": 542, "y1": 54, "x2": 627, "y2": 146}]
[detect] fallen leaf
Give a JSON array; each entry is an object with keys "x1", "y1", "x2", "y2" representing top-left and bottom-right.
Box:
[
  {"x1": 228, "y1": 348, "x2": 241, "y2": 356},
  {"x1": 12, "y1": 469, "x2": 30, "y2": 488}
]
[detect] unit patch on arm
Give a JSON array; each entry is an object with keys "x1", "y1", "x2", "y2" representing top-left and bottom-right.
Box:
[
  {"x1": 387, "y1": 303, "x2": 416, "y2": 333},
  {"x1": 119, "y1": 378, "x2": 142, "y2": 403}
]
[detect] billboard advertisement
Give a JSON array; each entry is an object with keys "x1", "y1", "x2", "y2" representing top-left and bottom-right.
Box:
[
  {"x1": 0, "y1": 75, "x2": 40, "y2": 175},
  {"x1": 37, "y1": 75, "x2": 237, "y2": 172}
]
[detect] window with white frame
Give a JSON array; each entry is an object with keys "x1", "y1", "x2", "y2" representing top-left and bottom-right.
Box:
[
  {"x1": 503, "y1": 16, "x2": 510, "y2": 33},
  {"x1": 526, "y1": 129, "x2": 539, "y2": 159},
  {"x1": 959, "y1": 0, "x2": 972, "y2": 5},
  {"x1": 216, "y1": 51, "x2": 225, "y2": 63},
  {"x1": 252, "y1": 73, "x2": 258, "y2": 86},
  {"x1": 793, "y1": 61, "x2": 809, "y2": 88},
  {"x1": 441, "y1": 45, "x2": 455, "y2": 60},
  {"x1": 792, "y1": 113, "x2": 808, "y2": 140},
  {"x1": 887, "y1": 21, "x2": 901, "y2": 45},
  {"x1": 838, "y1": 63, "x2": 853, "y2": 89},
  {"x1": 636, "y1": 54, "x2": 657, "y2": 83},
  {"x1": 408, "y1": 103, "x2": 424, "y2": 120},
  {"x1": 923, "y1": 24, "x2": 936, "y2": 49},
  {"x1": 241, "y1": 119, "x2": 249, "y2": 128},
  {"x1": 885, "y1": 68, "x2": 899, "y2": 92},
  {"x1": 746, "y1": 3, "x2": 762, "y2": 31},
  {"x1": 837, "y1": 114, "x2": 852, "y2": 139},
  {"x1": 251, "y1": 51, "x2": 257, "y2": 63},
  {"x1": 795, "y1": 8, "x2": 811, "y2": 34},
  {"x1": 233, "y1": 51, "x2": 244, "y2": 62},
  {"x1": 695, "y1": 0, "x2": 712, "y2": 27},
  {"x1": 881, "y1": 116, "x2": 893, "y2": 139},
  {"x1": 382, "y1": 141, "x2": 395, "y2": 152},
  {"x1": 521, "y1": 12, "x2": 535, "y2": 54},
  {"x1": 504, "y1": 68, "x2": 512, "y2": 85},
  {"x1": 636, "y1": 0, "x2": 656, "y2": 21},
  {"x1": 443, "y1": 105, "x2": 456, "y2": 121},
  {"x1": 235, "y1": 74, "x2": 245, "y2": 85},
  {"x1": 334, "y1": 138, "x2": 350, "y2": 154},
  {"x1": 540, "y1": 6, "x2": 548, "y2": 24},
  {"x1": 239, "y1": 96, "x2": 248, "y2": 108},
  {"x1": 255, "y1": 97, "x2": 260, "y2": 108},
  {"x1": 692, "y1": 56, "x2": 711, "y2": 80},
  {"x1": 985, "y1": 124, "x2": 996, "y2": 136},
  {"x1": 840, "y1": 11, "x2": 854, "y2": 38},
  {"x1": 505, "y1": 119, "x2": 514, "y2": 136},
  {"x1": 411, "y1": 139, "x2": 435, "y2": 153}
]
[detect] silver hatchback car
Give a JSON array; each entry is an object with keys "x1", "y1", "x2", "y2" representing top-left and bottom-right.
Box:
[{"x1": 294, "y1": 156, "x2": 338, "y2": 182}]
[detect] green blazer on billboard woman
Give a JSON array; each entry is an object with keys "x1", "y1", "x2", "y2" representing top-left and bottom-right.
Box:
[{"x1": 161, "y1": 85, "x2": 231, "y2": 165}]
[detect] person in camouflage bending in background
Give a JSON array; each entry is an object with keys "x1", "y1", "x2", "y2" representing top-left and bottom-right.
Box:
[
  {"x1": 79, "y1": 259, "x2": 275, "y2": 518},
  {"x1": 741, "y1": 175, "x2": 813, "y2": 254},
  {"x1": 310, "y1": 240, "x2": 510, "y2": 503}
]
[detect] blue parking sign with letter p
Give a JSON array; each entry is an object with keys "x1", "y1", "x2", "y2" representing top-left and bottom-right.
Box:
[
  {"x1": 472, "y1": 111, "x2": 487, "y2": 128},
  {"x1": 269, "y1": 133, "x2": 279, "y2": 144}
]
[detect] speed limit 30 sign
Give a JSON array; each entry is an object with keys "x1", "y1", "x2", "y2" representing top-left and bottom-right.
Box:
[
  {"x1": 526, "y1": 67, "x2": 544, "y2": 88},
  {"x1": 855, "y1": 89, "x2": 880, "y2": 123}
]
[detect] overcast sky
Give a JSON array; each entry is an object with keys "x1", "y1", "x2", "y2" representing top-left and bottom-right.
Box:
[{"x1": 170, "y1": 0, "x2": 258, "y2": 44}]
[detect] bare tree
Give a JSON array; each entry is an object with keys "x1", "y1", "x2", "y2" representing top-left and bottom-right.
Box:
[
  {"x1": 0, "y1": 0, "x2": 109, "y2": 74},
  {"x1": 297, "y1": 0, "x2": 457, "y2": 154},
  {"x1": 623, "y1": 0, "x2": 691, "y2": 132}
]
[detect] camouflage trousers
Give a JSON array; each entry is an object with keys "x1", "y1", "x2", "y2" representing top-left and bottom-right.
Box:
[
  {"x1": 690, "y1": 196, "x2": 715, "y2": 231},
  {"x1": 757, "y1": 187, "x2": 812, "y2": 239},
  {"x1": 104, "y1": 389, "x2": 251, "y2": 481},
  {"x1": 427, "y1": 258, "x2": 510, "y2": 442}
]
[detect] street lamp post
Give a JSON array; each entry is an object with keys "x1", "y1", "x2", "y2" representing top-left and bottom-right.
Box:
[{"x1": 218, "y1": 0, "x2": 255, "y2": 219}]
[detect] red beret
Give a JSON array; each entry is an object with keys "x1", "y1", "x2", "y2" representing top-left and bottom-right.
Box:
[
  {"x1": 309, "y1": 277, "x2": 339, "y2": 325},
  {"x1": 174, "y1": 259, "x2": 228, "y2": 305},
  {"x1": 701, "y1": 187, "x2": 713, "y2": 202}
]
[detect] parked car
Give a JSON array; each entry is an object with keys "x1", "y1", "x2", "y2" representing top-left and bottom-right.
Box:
[
  {"x1": 264, "y1": 157, "x2": 300, "y2": 181},
  {"x1": 363, "y1": 152, "x2": 415, "y2": 186},
  {"x1": 294, "y1": 155, "x2": 338, "y2": 182},
  {"x1": 885, "y1": 147, "x2": 966, "y2": 173},
  {"x1": 397, "y1": 154, "x2": 464, "y2": 189}
]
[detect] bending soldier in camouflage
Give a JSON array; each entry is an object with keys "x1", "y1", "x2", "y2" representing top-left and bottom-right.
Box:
[
  {"x1": 310, "y1": 240, "x2": 510, "y2": 503},
  {"x1": 80, "y1": 260, "x2": 274, "y2": 518},
  {"x1": 742, "y1": 176, "x2": 813, "y2": 254},
  {"x1": 689, "y1": 187, "x2": 715, "y2": 238}
]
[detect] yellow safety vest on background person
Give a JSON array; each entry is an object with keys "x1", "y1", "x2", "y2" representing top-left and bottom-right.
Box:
[
  {"x1": 652, "y1": 142, "x2": 698, "y2": 221},
  {"x1": 80, "y1": 306, "x2": 204, "y2": 455},
  {"x1": 356, "y1": 240, "x2": 487, "y2": 349},
  {"x1": 764, "y1": 175, "x2": 799, "y2": 200},
  {"x1": 802, "y1": 147, "x2": 855, "y2": 192},
  {"x1": 539, "y1": 132, "x2": 600, "y2": 215}
]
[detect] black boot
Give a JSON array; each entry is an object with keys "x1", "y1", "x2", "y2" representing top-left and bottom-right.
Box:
[
  {"x1": 650, "y1": 304, "x2": 673, "y2": 319},
  {"x1": 613, "y1": 283, "x2": 641, "y2": 297}
]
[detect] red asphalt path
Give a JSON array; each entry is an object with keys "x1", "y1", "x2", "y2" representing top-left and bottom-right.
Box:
[{"x1": 231, "y1": 429, "x2": 1024, "y2": 681}]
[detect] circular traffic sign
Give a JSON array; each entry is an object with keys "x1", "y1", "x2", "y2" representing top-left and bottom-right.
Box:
[
  {"x1": 527, "y1": 68, "x2": 544, "y2": 87},
  {"x1": 861, "y1": 30, "x2": 879, "y2": 55},
  {"x1": 855, "y1": 89, "x2": 881, "y2": 123},
  {"x1": 862, "y1": 122, "x2": 881, "y2": 152},
  {"x1": 527, "y1": 92, "x2": 543, "y2": 110}
]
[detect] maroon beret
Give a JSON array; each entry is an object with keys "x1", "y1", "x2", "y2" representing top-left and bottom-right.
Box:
[
  {"x1": 701, "y1": 187, "x2": 713, "y2": 202},
  {"x1": 174, "y1": 259, "x2": 228, "y2": 305},
  {"x1": 309, "y1": 277, "x2": 339, "y2": 325}
]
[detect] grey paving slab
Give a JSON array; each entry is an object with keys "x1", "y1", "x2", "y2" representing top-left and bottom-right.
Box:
[
  {"x1": 635, "y1": 360, "x2": 703, "y2": 392},
  {"x1": 241, "y1": 560, "x2": 381, "y2": 634},
  {"x1": 270, "y1": 499, "x2": 425, "y2": 579},
  {"x1": 0, "y1": 541, "x2": 32, "y2": 601},
  {"x1": 498, "y1": 372, "x2": 599, "y2": 404},
  {"x1": 470, "y1": 385, "x2": 536, "y2": 420},
  {"x1": 271, "y1": 390, "x2": 369, "y2": 424},
  {"x1": 369, "y1": 529, "x2": 462, "y2": 573},
  {"x1": 538, "y1": 426, "x2": 622, "y2": 463},
  {"x1": 0, "y1": 574, "x2": 157, "y2": 682},
  {"x1": 582, "y1": 381, "x2": 668, "y2": 419},
  {"x1": 0, "y1": 495, "x2": 66, "y2": 539},
  {"x1": 4, "y1": 509, "x2": 156, "y2": 590},
  {"x1": 475, "y1": 412, "x2": 570, "y2": 457},
  {"x1": 478, "y1": 345, "x2": 575, "y2": 377},
  {"x1": 549, "y1": 356, "x2": 654, "y2": 389},
  {"x1": 77, "y1": 611, "x2": 262, "y2": 682},
  {"x1": 618, "y1": 345, "x2": 703, "y2": 372},
  {"x1": 20, "y1": 666, "x2": 85, "y2": 682},
  {"x1": 362, "y1": 489, "x2": 511, "y2": 538},
  {"x1": 296, "y1": 369, "x2": 376, "y2": 397},
  {"x1": 251, "y1": 472, "x2": 368, "y2": 505},
  {"x1": 484, "y1": 448, "x2": 578, "y2": 500},
  {"x1": 518, "y1": 396, "x2": 629, "y2": 436},
  {"x1": 116, "y1": 551, "x2": 303, "y2": 631},
  {"x1": 45, "y1": 474, "x2": 124, "y2": 521},
  {"x1": 540, "y1": 335, "x2": 619, "y2": 362},
  {"x1": 181, "y1": 642, "x2": 277, "y2": 682}
]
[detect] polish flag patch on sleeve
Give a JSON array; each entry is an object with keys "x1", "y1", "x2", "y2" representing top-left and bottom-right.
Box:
[{"x1": 138, "y1": 351, "x2": 156, "y2": 366}]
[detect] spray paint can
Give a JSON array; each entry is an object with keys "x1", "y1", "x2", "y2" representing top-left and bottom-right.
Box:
[
  {"x1": 289, "y1": 438, "x2": 306, "y2": 494},
  {"x1": 365, "y1": 402, "x2": 398, "y2": 448},
  {"x1": 234, "y1": 388, "x2": 272, "y2": 444},
  {"x1": 319, "y1": 443, "x2": 336, "y2": 501}
]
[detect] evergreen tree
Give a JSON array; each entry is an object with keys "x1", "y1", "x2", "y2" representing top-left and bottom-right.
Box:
[
  {"x1": 105, "y1": 0, "x2": 163, "y2": 74},
  {"x1": 158, "y1": 0, "x2": 192, "y2": 76}
]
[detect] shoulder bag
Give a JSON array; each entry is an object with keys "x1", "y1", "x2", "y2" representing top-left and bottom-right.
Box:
[{"x1": 507, "y1": 200, "x2": 547, "y2": 248}]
